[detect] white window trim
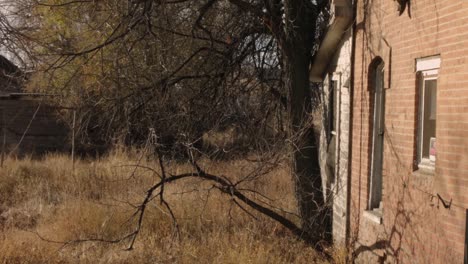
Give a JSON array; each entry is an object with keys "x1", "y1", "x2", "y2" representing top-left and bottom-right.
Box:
[{"x1": 416, "y1": 56, "x2": 441, "y2": 72}]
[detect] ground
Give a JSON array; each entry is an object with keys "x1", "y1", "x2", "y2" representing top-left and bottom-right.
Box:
[{"x1": 0, "y1": 150, "x2": 344, "y2": 263}]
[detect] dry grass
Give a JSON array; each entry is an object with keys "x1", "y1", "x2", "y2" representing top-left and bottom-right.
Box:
[{"x1": 0, "y1": 150, "x2": 344, "y2": 263}]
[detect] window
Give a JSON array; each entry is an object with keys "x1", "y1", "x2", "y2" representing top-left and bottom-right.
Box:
[
  {"x1": 327, "y1": 77, "x2": 339, "y2": 179},
  {"x1": 416, "y1": 56, "x2": 440, "y2": 170},
  {"x1": 364, "y1": 58, "x2": 385, "y2": 224},
  {"x1": 329, "y1": 79, "x2": 338, "y2": 136},
  {"x1": 369, "y1": 60, "x2": 385, "y2": 211}
]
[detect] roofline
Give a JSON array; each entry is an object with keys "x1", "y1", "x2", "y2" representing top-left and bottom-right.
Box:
[{"x1": 0, "y1": 93, "x2": 59, "y2": 100}]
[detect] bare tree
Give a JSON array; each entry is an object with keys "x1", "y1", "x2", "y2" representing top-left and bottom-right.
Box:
[{"x1": 0, "y1": 0, "x2": 343, "y2": 250}]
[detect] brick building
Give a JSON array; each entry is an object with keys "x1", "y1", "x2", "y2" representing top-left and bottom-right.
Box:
[{"x1": 341, "y1": 0, "x2": 468, "y2": 262}]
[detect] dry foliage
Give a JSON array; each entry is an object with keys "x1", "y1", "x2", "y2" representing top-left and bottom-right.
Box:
[{"x1": 0, "y1": 150, "x2": 344, "y2": 263}]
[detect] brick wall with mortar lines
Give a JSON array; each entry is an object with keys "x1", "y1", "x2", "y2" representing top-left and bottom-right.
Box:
[{"x1": 350, "y1": 0, "x2": 468, "y2": 263}]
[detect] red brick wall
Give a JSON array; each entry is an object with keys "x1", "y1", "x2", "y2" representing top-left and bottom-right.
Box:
[{"x1": 350, "y1": 0, "x2": 468, "y2": 263}]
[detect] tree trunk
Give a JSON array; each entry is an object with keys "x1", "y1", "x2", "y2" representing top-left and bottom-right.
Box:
[{"x1": 285, "y1": 48, "x2": 331, "y2": 245}]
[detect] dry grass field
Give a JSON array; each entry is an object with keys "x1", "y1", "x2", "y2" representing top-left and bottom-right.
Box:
[{"x1": 0, "y1": 150, "x2": 345, "y2": 263}]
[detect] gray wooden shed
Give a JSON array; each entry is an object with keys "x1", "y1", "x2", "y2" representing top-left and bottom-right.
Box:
[{"x1": 0, "y1": 56, "x2": 69, "y2": 157}]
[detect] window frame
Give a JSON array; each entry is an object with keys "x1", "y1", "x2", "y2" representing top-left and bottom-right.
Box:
[
  {"x1": 415, "y1": 56, "x2": 440, "y2": 171},
  {"x1": 330, "y1": 74, "x2": 342, "y2": 179},
  {"x1": 329, "y1": 78, "x2": 339, "y2": 137},
  {"x1": 369, "y1": 60, "x2": 385, "y2": 212},
  {"x1": 364, "y1": 58, "x2": 386, "y2": 224}
]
